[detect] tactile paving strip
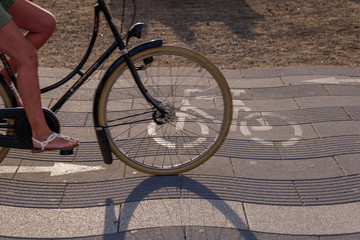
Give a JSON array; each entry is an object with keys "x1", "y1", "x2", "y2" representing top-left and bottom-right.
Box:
[
  {"x1": 2, "y1": 174, "x2": 360, "y2": 208},
  {"x1": 217, "y1": 135, "x2": 360, "y2": 160}
]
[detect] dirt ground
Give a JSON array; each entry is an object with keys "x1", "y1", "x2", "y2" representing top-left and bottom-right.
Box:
[{"x1": 34, "y1": 0, "x2": 360, "y2": 71}]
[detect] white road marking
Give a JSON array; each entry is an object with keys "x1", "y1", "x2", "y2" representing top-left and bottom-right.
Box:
[
  {"x1": 303, "y1": 77, "x2": 356, "y2": 84},
  {"x1": 0, "y1": 163, "x2": 105, "y2": 176}
]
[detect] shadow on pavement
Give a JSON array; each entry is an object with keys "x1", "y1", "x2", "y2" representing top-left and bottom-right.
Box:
[{"x1": 103, "y1": 175, "x2": 258, "y2": 240}]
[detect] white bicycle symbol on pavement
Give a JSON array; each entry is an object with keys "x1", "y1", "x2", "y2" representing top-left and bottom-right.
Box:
[
  {"x1": 231, "y1": 90, "x2": 303, "y2": 147},
  {"x1": 147, "y1": 88, "x2": 303, "y2": 149}
]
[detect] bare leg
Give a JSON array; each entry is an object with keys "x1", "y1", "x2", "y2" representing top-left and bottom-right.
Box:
[
  {"x1": 0, "y1": 0, "x2": 55, "y2": 82},
  {"x1": 0, "y1": 0, "x2": 78, "y2": 150}
]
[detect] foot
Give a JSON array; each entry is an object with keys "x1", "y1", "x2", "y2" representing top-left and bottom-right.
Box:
[{"x1": 32, "y1": 132, "x2": 79, "y2": 152}]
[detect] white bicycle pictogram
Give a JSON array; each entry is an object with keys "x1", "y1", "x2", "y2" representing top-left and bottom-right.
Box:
[
  {"x1": 148, "y1": 88, "x2": 303, "y2": 149},
  {"x1": 239, "y1": 112, "x2": 303, "y2": 147},
  {"x1": 231, "y1": 90, "x2": 303, "y2": 147}
]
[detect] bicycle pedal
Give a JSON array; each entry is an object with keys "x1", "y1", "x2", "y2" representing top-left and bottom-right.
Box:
[{"x1": 60, "y1": 148, "x2": 74, "y2": 155}]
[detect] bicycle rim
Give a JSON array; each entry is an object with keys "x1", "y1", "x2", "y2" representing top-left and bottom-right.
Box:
[
  {"x1": 0, "y1": 82, "x2": 13, "y2": 163},
  {"x1": 98, "y1": 46, "x2": 232, "y2": 175}
]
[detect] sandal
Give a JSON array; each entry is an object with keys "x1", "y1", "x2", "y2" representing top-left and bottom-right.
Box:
[{"x1": 32, "y1": 132, "x2": 79, "y2": 153}]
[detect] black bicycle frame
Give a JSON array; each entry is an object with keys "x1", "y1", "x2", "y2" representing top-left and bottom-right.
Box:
[
  {"x1": 48, "y1": 0, "x2": 165, "y2": 115},
  {"x1": 47, "y1": 1, "x2": 121, "y2": 113}
]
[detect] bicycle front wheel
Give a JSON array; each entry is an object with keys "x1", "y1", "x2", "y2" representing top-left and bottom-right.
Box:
[
  {"x1": 0, "y1": 80, "x2": 14, "y2": 163},
  {"x1": 97, "y1": 46, "x2": 232, "y2": 175}
]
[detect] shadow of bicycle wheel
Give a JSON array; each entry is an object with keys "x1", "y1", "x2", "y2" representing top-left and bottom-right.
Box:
[{"x1": 102, "y1": 175, "x2": 258, "y2": 240}]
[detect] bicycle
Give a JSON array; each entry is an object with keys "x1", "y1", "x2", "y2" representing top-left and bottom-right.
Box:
[{"x1": 0, "y1": 0, "x2": 233, "y2": 175}]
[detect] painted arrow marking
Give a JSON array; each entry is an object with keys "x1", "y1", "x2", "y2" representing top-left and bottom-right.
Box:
[
  {"x1": 303, "y1": 77, "x2": 356, "y2": 84},
  {"x1": 0, "y1": 163, "x2": 105, "y2": 176}
]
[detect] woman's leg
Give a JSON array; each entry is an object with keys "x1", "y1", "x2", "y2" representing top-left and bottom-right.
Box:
[
  {"x1": 0, "y1": 0, "x2": 78, "y2": 150},
  {"x1": 0, "y1": 0, "x2": 56, "y2": 81}
]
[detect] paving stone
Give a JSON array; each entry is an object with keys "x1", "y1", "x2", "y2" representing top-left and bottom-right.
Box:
[
  {"x1": 186, "y1": 227, "x2": 256, "y2": 240},
  {"x1": 221, "y1": 69, "x2": 243, "y2": 79},
  {"x1": 42, "y1": 88, "x2": 96, "y2": 101},
  {"x1": 242, "y1": 67, "x2": 312, "y2": 79},
  {"x1": 282, "y1": 75, "x2": 358, "y2": 86},
  {"x1": 0, "y1": 179, "x2": 66, "y2": 208},
  {"x1": 56, "y1": 111, "x2": 89, "y2": 127},
  {"x1": 228, "y1": 77, "x2": 284, "y2": 88},
  {"x1": 62, "y1": 175, "x2": 181, "y2": 208},
  {"x1": 279, "y1": 66, "x2": 313, "y2": 76},
  {"x1": 295, "y1": 175, "x2": 360, "y2": 205},
  {"x1": 244, "y1": 202, "x2": 360, "y2": 235},
  {"x1": 61, "y1": 126, "x2": 96, "y2": 139},
  {"x1": 187, "y1": 227, "x2": 320, "y2": 240},
  {"x1": 181, "y1": 175, "x2": 302, "y2": 205},
  {"x1": 55, "y1": 100, "x2": 93, "y2": 112},
  {"x1": 7, "y1": 148, "x2": 76, "y2": 163},
  {"x1": 308, "y1": 66, "x2": 360, "y2": 76},
  {"x1": 39, "y1": 68, "x2": 73, "y2": 78},
  {"x1": 123, "y1": 164, "x2": 153, "y2": 178},
  {"x1": 312, "y1": 121, "x2": 360, "y2": 137},
  {"x1": 320, "y1": 233, "x2": 360, "y2": 240},
  {"x1": 0, "y1": 156, "x2": 21, "y2": 180},
  {"x1": 343, "y1": 106, "x2": 360, "y2": 120},
  {"x1": 335, "y1": 153, "x2": 360, "y2": 176},
  {"x1": 232, "y1": 107, "x2": 351, "y2": 128},
  {"x1": 232, "y1": 157, "x2": 344, "y2": 180},
  {"x1": 216, "y1": 138, "x2": 282, "y2": 160},
  {"x1": 242, "y1": 99, "x2": 299, "y2": 111},
  {"x1": 295, "y1": 96, "x2": 360, "y2": 109},
  {"x1": 278, "y1": 136, "x2": 360, "y2": 160},
  {"x1": 0, "y1": 204, "x2": 120, "y2": 238},
  {"x1": 231, "y1": 88, "x2": 253, "y2": 100},
  {"x1": 118, "y1": 227, "x2": 186, "y2": 240},
  {"x1": 251, "y1": 232, "x2": 319, "y2": 240},
  {"x1": 185, "y1": 156, "x2": 234, "y2": 176},
  {"x1": 325, "y1": 84, "x2": 360, "y2": 96},
  {"x1": 62, "y1": 227, "x2": 186, "y2": 240},
  {"x1": 242, "y1": 68, "x2": 285, "y2": 79},
  {"x1": 73, "y1": 141, "x2": 103, "y2": 163},
  {"x1": 262, "y1": 107, "x2": 351, "y2": 125},
  {"x1": 119, "y1": 199, "x2": 247, "y2": 232},
  {"x1": 251, "y1": 85, "x2": 330, "y2": 99}
]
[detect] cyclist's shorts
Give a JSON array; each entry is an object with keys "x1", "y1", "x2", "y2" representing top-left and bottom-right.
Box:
[{"x1": 0, "y1": 0, "x2": 15, "y2": 29}]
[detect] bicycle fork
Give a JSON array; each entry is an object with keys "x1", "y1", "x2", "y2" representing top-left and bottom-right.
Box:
[
  {"x1": 99, "y1": 0, "x2": 167, "y2": 115},
  {"x1": 93, "y1": 40, "x2": 166, "y2": 165},
  {"x1": 94, "y1": 1, "x2": 168, "y2": 164}
]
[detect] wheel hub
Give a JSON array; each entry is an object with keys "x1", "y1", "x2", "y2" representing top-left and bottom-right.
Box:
[{"x1": 153, "y1": 103, "x2": 175, "y2": 125}]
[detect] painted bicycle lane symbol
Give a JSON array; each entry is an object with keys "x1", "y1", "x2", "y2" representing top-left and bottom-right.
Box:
[
  {"x1": 231, "y1": 90, "x2": 303, "y2": 147},
  {"x1": 147, "y1": 88, "x2": 303, "y2": 149}
]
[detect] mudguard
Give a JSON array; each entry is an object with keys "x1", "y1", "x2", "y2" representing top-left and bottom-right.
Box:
[{"x1": 93, "y1": 39, "x2": 163, "y2": 164}]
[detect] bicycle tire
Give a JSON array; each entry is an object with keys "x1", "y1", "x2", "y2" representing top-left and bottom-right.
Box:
[
  {"x1": 0, "y1": 80, "x2": 14, "y2": 163},
  {"x1": 97, "y1": 46, "x2": 232, "y2": 175}
]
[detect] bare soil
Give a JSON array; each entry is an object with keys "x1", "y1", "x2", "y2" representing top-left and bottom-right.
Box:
[{"x1": 35, "y1": 0, "x2": 360, "y2": 70}]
